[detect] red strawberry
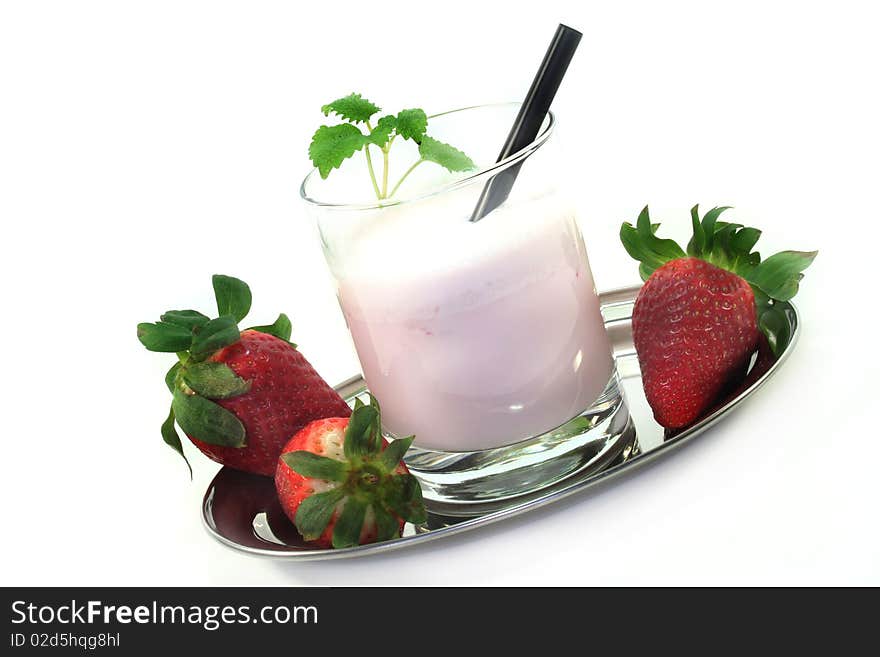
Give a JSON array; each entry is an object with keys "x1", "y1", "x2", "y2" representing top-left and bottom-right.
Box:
[
  {"x1": 275, "y1": 396, "x2": 426, "y2": 549},
  {"x1": 664, "y1": 335, "x2": 778, "y2": 440},
  {"x1": 138, "y1": 275, "x2": 351, "y2": 476},
  {"x1": 621, "y1": 205, "x2": 816, "y2": 429},
  {"x1": 188, "y1": 329, "x2": 352, "y2": 475},
  {"x1": 632, "y1": 257, "x2": 759, "y2": 427}
]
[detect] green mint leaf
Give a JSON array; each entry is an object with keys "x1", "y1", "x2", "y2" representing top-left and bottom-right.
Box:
[
  {"x1": 182, "y1": 361, "x2": 251, "y2": 399},
  {"x1": 418, "y1": 135, "x2": 475, "y2": 172},
  {"x1": 248, "y1": 313, "x2": 293, "y2": 343},
  {"x1": 295, "y1": 488, "x2": 344, "y2": 541},
  {"x1": 395, "y1": 109, "x2": 427, "y2": 141},
  {"x1": 331, "y1": 498, "x2": 368, "y2": 548},
  {"x1": 281, "y1": 451, "x2": 349, "y2": 482},
  {"x1": 212, "y1": 275, "x2": 252, "y2": 322},
  {"x1": 137, "y1": 321, "x2": 193, "y2": 353},
  {"x1": 161, "y1": 407, "x2": 192, "y2": 477},
  {"x1": 160, "y1": 309, "x2": 210, "y2": 331},
  {"x1": 309, "y1": 124, "x2": 366, "y2": 179},
  {"x1": 171, "y1": 389, "x2": 246, "y2": 447},
  {"x1": 321, "y1": 93, "x2": 380, "y2": 124},
  {"x1": 380, "y1": 436, "x2": 413, "y2": 472},
  {"x1": 372, "y1": 503, "x2": 401, "y2": 542},
  {"x1": 366, "y1": 115, "x2": 397, "y2": 147},
  {"x1": 189, "y1": 316, "x2": 240, "y2": 361}
]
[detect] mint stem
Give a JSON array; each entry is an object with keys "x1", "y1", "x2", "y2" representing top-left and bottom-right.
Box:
[
  {"x1": 364, "y1": 146, "x2": 381, "y2": 199},
  {"x1": 389, "y1": 158, "x2": 425, "y2": 198},
  {"x1": 381, "y1": 146, "x2": 390, "y2": 198}
]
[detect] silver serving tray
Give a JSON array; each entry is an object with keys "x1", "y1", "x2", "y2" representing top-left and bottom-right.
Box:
[{"x1": 202, "y1": 284, "x2": 799, "y2": 560}]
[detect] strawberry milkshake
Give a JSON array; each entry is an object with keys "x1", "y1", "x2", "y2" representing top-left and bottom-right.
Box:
[
  {"x1": 303, "y1": 103, "x2": 628, "y2": 502},
  {"x1": 330, "y1": 192, "x2": 613, "y2": 451}
]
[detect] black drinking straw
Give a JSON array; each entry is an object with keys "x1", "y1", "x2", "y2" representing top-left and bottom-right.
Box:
[{"x1": 470, "y1": 24, "x2": 582, "y2": 222}]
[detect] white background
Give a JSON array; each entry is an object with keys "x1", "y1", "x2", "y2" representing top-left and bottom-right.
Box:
[{"x1": 1, "y1": 0, "x2": 877, "y2": 585}]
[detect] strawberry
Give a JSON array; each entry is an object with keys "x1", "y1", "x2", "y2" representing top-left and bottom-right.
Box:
[
  {"x1": 620, "y1": 205, "x2": 816, "y2": 429},
  {"x1": 138, "y1": 275, "x2": 351, "y2": 476},
  {"x1": 275, "y1": 396, "x2": 427, "y2": 549}
]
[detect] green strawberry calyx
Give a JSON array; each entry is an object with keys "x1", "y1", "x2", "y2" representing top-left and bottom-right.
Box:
[
  {"x1": 137, "y1": 274, "x2": 296, "y2": 476},
  {"x1": 620, "y1": 205, "x2": 817, "y2": 357},
  {"x1": 280, "y1": 395, "x2": 427, "y2": 549}
]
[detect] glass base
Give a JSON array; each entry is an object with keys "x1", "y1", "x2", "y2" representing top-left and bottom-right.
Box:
[{"x1": 402, "y1": 374, "x2": 631, "y2": 512}]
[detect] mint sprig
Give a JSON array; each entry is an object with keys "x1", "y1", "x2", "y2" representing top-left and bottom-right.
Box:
[{"x1": 308, "y1": 93, "x2": 476, "y2": 200}]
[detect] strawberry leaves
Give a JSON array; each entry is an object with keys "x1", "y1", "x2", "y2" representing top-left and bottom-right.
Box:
[
  {"x1": 137, "y1": 321, "x2": 193, "y2": 352},
  {"x1": 620, "y1": 204, "x2": 817, "y2": 356},
  {"x1": 165, "y1": 362, "x2": 182, "y2": 393},
  {"x1": 160, "y1": 309, "x2": 210, "y2": 331},
  {"x1": 332, "y1": 498, "x2": 369, "y2": 549},
  {"x1": 282, "y1": 396, "x2": 427, "y2": 548},
  {"x1": 281, "y1": 452, "x2": 348, "y2": 482},
  {"x1": 172, "y1": 389, "x2": 246, "y2": 448},
  {"x1": 295, "y1": 489, "x2": 345, "y2": 542},
  {"x1": 731, "y1": 226, "x2": 761, "y2": 256},
  {"x1": 372, "y1": 504, "x2": 401, "y2": 542},
  {"x1": 138, "y1": 274, "x2": 298, "y2": 466},
  {"x1": 343, "y1": 402, "x2": 381, "y2": 459},
  {"x1": 756, "y1": 297, "x2": 793, "y2": 357},
  {"x1": 161, "y1": 407, "x2": 192, "y2": 477},
  {"x1": 384, "y1": 474, "x2": 427, "y2": 525},
  {"x1": 748, "y1": 250, "x2": 818, "y2": 302},
  {"x1": 687, "y1": 205, "x2": 733, "y2": 259},
  {"x1": 248, "y1": 313, "x2": 294, "y2": 344},
  {"x1": 182, "y1": 361, "x2": 251, "y2": 399},
  {"x1": 212, "y1": 275, "x2": 252, "y2": 322},
  {"x1": 189, "y1": 316, "x2": 240, "y2": 361},
  {"x1": 620, "y1": 206, "x2": 685, "y2": 281},
  {"x1": 380, "y1": 436, "x2": 414, "y2": 471}
]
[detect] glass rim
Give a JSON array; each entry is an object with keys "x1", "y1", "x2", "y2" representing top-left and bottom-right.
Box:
[{"x1": 299, "y1": 102, "x2": 555, "y2": 211}]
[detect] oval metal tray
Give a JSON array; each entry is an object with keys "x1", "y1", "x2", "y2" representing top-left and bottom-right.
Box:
[{"x1": 202, "y1": 284, "x2": 799, "y2": 560}]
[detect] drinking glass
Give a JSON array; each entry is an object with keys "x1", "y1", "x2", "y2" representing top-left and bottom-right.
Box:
[{"x1": 301, "y1": 103, "x2": 631, "y2": 508}]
